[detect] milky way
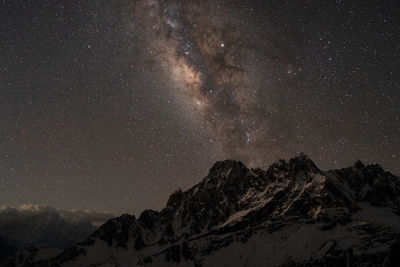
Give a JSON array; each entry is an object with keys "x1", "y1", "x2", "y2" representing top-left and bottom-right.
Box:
[
  {"x1": 1, "y1": 0, "x2": 399, "y2": 214},
  {"x1": 132, "y1": 0, "x2": 299, "y2": 165}
]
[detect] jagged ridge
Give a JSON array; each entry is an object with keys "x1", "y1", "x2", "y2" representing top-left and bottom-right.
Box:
[{"x1": 5, "y1": 154, "x2": 400, "y2": 267}]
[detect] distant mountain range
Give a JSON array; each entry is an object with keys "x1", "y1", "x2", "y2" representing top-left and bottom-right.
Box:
[
  {"x1": 0, "y1": 205, "x2": 112, "y2": 264},
  {"x1": 3, "y1": 154, "x2": 400, "y2": 266}
]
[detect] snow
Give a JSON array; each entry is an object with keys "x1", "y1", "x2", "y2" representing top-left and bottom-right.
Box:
[
  {"x1": 34, "y1": 248, "x2": 63, "y2": 261},
  {"x1": 221, "y1": 209, "x2": 251, "y2": 227},
  {"x1": 17, "y1": 156, "x2": 400, "y2": 267}
]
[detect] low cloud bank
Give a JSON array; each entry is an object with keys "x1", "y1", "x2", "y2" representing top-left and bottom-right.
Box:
[{"x1": 0, "y1": 204, "x2": 113, "y2": 226}]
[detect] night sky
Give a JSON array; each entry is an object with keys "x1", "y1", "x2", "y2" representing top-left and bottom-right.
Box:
[{"x1": 1, "y1": 0, "x2": 399, "y2": 215}]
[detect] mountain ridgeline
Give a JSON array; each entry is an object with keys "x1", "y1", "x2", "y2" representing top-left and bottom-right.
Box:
[{"x1": 4, "y1": 154, "x2": 400, "y2": 266}]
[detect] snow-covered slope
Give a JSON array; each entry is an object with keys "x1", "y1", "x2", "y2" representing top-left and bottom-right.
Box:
[{"x1": 5, "y1": 154, "x2": 400, "y2": 267}]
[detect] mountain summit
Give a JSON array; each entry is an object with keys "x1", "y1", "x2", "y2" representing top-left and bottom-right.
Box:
[{"x1": 4, "y1": 154, "x2": 400, "y2": 266}]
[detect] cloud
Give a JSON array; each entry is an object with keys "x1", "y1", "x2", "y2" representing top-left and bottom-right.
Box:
[
  {"x1": 58, "y1": 209, "x2": 114, "y2": 227},
  {"x1": 0, "y1": 204, "x2": 113, "y2": 226}
]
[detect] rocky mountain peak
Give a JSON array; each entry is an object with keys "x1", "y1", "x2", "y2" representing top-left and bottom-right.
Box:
[
  {"x1": 10, "y1": 154, "x2": 400, "y2": 267},
  {"x1": 287, "y1": 153, "x2": 320, "y2": 175},
  {"x1": 206, "y1": 159, "x2": 248, "y2": 183},
  {"x1": 166, "y1": 189, "x2": 184, "y2": 211},
  {"x1": 354, "y1": 160, "x2": 365, "y2": 169},
  {"x1": 265, "y1": 153, "x2": 320, "y2": 179},
  {"x1": 89, "y1": 214, "x2": 136, "y2": 248}
]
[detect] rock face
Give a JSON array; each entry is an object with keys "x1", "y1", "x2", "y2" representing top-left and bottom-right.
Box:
[{"x1": 4, "y1": 154, "x2": 400, "y2": 267}]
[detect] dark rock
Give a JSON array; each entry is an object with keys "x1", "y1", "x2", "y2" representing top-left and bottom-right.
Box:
[
  {"x1": 92, "y1": 214, "x2": 136, "y2": 248},
  {"x1": 13, "y1": 154, "x2": 400, "y2": 267}
]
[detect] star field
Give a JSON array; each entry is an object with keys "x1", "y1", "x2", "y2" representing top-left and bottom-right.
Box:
[{"x1": 1, "y1": 0, "x2": 399, "y2": 215}]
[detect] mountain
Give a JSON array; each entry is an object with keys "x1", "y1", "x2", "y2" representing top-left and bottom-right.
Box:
[
  {"x1": 4, "y1": 154, "x2": 400, "y2": 266},
  {"x1": 0, "y1": 205, "x2": 113, "y2": 264},
  {"x1": 0, "y1": 237, "x2": 16, "y2": 263}
]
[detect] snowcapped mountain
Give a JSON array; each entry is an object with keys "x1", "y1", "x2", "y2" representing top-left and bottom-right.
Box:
[{"x1": 4, "y1": 154, "x2": 400, "y2": 266}]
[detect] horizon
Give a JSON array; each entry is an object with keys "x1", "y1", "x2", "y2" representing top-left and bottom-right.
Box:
[{"x1": 1, "y1": 153, "x2": 398, "y2": 216}]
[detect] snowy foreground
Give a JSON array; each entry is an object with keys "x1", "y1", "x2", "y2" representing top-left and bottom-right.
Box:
[{"x1": 4, "y1": 154, "x2": 400, "y2": 266}]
